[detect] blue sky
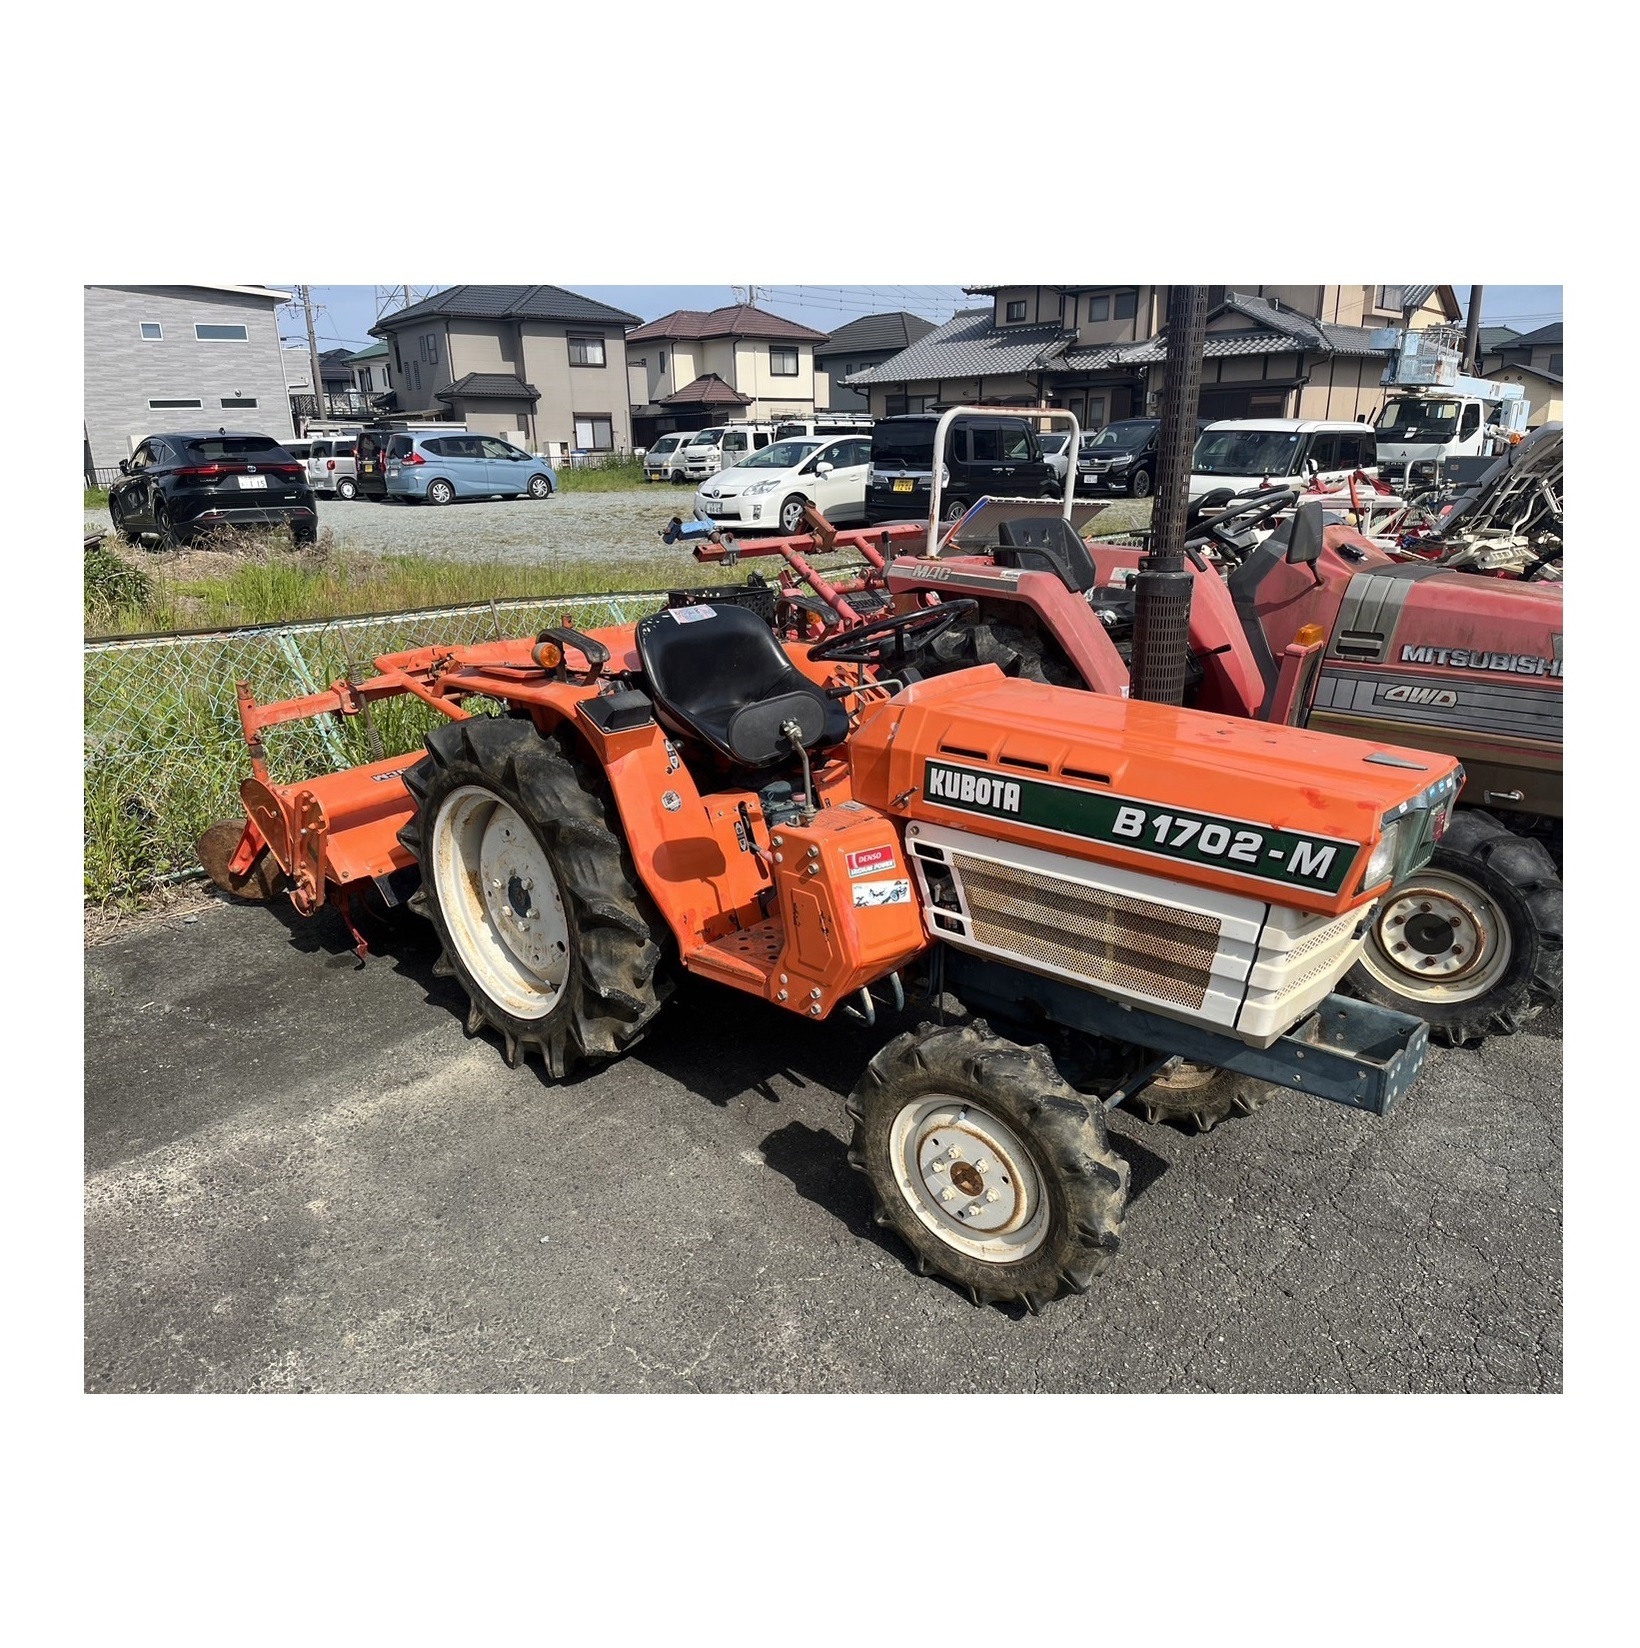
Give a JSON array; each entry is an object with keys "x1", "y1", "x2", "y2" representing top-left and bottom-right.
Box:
[{"x1": 272, "y1": 284, "x2": 1564, "y2": 354}]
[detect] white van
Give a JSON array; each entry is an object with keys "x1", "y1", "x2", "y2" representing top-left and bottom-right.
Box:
[
  {"x1": 682, "y1": 421, "x2": 781, "y2": 481},
  {"x1": 1189, "y1": 419, "x2": 1377, "y2": 500},
  {"x1": 642, "y1": 431, "x2": 694, "y2": 484}
]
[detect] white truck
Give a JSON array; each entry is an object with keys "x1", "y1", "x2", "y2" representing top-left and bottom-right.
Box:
[{"x1": 1370, "y1": 326, "x2": 1530, "y2": 492}]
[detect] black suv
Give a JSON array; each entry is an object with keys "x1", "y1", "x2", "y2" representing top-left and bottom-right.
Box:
[
  {"x1": 866, "y1": 413, "x2": 1059, "y2": 524},
  {"x1": 1076, "y1": 417, "x2": 1210, "y2": 498},
  {"x1": 108, "y1": 430, "x2": 317, "y2": 547}
]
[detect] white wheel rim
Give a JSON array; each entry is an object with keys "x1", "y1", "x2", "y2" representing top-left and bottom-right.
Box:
[
  {"x1": 887, "y1": 1097, "x2": 1048, "y2": 1263},
  {"x1": 1357, "y1": 868, "x2": 1513, "y2": 1005},
  {"x1": 430, "y1": 785, "x2": 570, "y2": 1020}
]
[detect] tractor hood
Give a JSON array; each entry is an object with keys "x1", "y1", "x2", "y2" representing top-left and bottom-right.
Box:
[{"x1": 849, "y1": 667, "x2": 1462, "y2": 918}]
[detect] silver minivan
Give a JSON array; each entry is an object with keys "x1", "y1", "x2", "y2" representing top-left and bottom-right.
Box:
[{"x1": 306, "y1": 435, "x2": 362, "y2": 500}]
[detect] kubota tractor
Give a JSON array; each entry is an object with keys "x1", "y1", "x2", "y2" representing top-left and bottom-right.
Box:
[
  {"x1": 691, "y1": 409, "x2": 1562, "y2": 1051},
  {"x1": 207, "y1": 593, "x2": 1462, "y2": 1311}
]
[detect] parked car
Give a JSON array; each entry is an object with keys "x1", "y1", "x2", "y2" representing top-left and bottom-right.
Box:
[
  {"x1": 864, "y1": 413, "x2": 1059, "y2": 524},
  {"x1": 1036, "y1": 430, "x2": 1072, "y2": 482},
  {"x1": 108, "y1": 430, "x2": 316, "y2": 547},
  {"x1": 1188, "y1": 418, "x2": 1377, "y2": 500},
  {"x1": 353, "y1": 423, "x2": 470, "y2": 500},
  {"x1": 643, "y1": 431, "x2": 695, "y2": 484},
  {"x1": 694, "y1": 434, "x2": 873, "y2": 533},
  {"x1": 383, "y1": 432, "x2": 559, "y2": 505},
  {"x1": 771, "y1": 414, "x2": 874, "y2": 440},
  {"x1": 681, "y1": 422, "x2": 781, "y2": 482},
  {"x1": 1077, "y1": 417, "x2": 1213, "y2": 498},
  {"x1": 306, "y1": 434, "x2": 362, "y2": 500}
]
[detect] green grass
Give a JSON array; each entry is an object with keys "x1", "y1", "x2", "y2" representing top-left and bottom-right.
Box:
[
  {"x1": 555, "y1": 456, "x2": 647, "y2": 493},
  {"x1": 86, "y1": 486, "x2": 110, "y2": 510},
  {"x1": 82, "y1": 531, "x2": 774, "y2": 636}
]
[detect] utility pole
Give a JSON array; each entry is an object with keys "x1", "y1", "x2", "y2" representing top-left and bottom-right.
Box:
[
  {"x1": 1463, "y1": 284, "x2": 1484, "y2": 372},
  {"x1": 299, "y1": 285, "x2": 326, "y2": 435},
  {"x1": 1130, "y1": 285, "x2": 1210, "y2": 707}
]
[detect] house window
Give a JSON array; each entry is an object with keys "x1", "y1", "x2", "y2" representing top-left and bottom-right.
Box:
[
  {"x1": 885, "y1": 396, "x2": 909, "y2": 417},
  {"x1": 658, "y1": 350, "x2": 667, "y2": 372},
  {"x1": 770, "y1": 346, "x2": 799, "y2": 376},
  {"x1": 1114, "y1": 290, "x2": 1137, "y2": 321},
  {"x1": 569, "y1": 335, "x2": 606, "y2": 367},
  {"x1": 139, "y1": 322, "x2": 162, "y2": 340},
  {"x1": 148, "y1": 398, "x2": 203, "y2": 409},
  {"x1": 1375, "y1": 286, "x2": 1405, "y2": 312},
  {"x1": 357, "y1": 368, "x2": 373, "y2": 393},
  {"x1": 1549, "y1": 353, "x2": 1563, "y2": 374},
  {"x1": 428, "y1": 333, "x2": 439, "y2": 365},
  {"x1": 220, "y1": 397, "x2": 258, "y2": 409},
  {"x1": 1086, "y1": 295, "x2": 1110, "y2": 322},
  {"x1": 573, "y1": 415, "x2": 614, "y2": 451},
  {"x1": 195, "y1": 323, "x2": 249, "y2": 341},
  {"x1": 1004, "y1": 300, "x2": 1027, "y2": 323},
  {"x1": 1087, "y1": 395, "x2": 1106, "y2": 426}
]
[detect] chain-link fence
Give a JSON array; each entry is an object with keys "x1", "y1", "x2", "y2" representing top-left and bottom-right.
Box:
[{"x1": 84, "y1": 590, "x2": 668, "y2": 902}]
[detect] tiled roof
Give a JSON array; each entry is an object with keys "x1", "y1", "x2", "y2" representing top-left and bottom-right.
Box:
[
  {"x1": 844, "y1": 309, "x2": 1073, "y2": 385},
  {"x1": 1501, "y1": 321, "x2": 1562, "y2": 350},
  {"x1": 372, "y1": 285, "x2": 641, "y2": 332},
  {"x1": 345, "y1": 341, "x2": 389, "y2": 361},
  {"x1": 435, "y1": 372, "x2": 540, "y2": 402},
  {"x1": 627, "y1": 304, "x2": 829, "y2": 344},
  {"x1": 815, "y1": 311, "x2": 937, "y2": 357},
  {"x1": 660, "y1": 373, "x2": 751, "y2": 407},
  {"x1": 1477, "y1": 326, "x2": 1521, "y2": 351},
  {"x1": 1497, "y1": 362, "x2": 1563, "y2": 386},
  {"x1": 1115, "y1": 330, "x2": 1308, "y2": 365}
]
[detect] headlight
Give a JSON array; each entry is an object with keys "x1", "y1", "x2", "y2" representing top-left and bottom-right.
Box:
[
  {"x1": 1362, "y1": 820, "x2": 1402, "y2": 888},
  {"x1": 745, "y1": 478, "x2": 779, "y2": 495},
  {"x1": 1110, "y1": 455, "x2": 1133, "y2": 467},
  {"x1": 1411, "y1": 460, "x2": 1438, "y2": 480}
]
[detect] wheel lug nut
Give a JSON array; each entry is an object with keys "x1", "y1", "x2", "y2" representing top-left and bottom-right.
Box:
[
  {"x1": 986, "y1": 1188, "x2": 1000, "y2": 1202},
  {"x1": 967, "y1": 1204, "x2": 982, "y2": 1217},
  {"x1": 974, "y1": 1159, "x2": 990, "y2": 1174},
  {"x1": 941, "y1": 1187, "x2": 956, "y2": 1201}
]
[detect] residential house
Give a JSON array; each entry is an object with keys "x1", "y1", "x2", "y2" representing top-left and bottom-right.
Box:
[
  {"x1": 1491, "y1": 321, "x2": 1563, "y2": 377},
  {"x1": 814, "y1": 312, "x2": 936, "y2": 410},
  {"x1": 83, "y1": 284, "x2": 294, "y2": 479},
  {"x1": 625, "y1": 305, "x2": 830, "y2": 446},
  {"x1": 1478, "y1": 322, "x2": 1562, "y2": 427},
  {"x1": 369, "y1": 285, "x2": 642, "y2": 455},
  {"x1": 345, "y1": 341, "x2": 393, "y2": 398},
  {"x1": 1474, "y1": 325, "x2": 1522, "y2": 372},
  {"x1": 845, "y1": 284, "x2": 1463, "y2": 429}
]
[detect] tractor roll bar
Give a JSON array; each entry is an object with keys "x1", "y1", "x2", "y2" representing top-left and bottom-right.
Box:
[{"x1": 927, "y1": 404, "x2": 1080, "y2": 558}]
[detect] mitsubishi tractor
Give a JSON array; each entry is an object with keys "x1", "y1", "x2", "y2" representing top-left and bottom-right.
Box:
[
  {"x1": 203, "y1": 578, "x2": 1461, "y2": 1312},
  {"x1": 687, "y1": 406, "x2": 1563, "y2": 1052}
]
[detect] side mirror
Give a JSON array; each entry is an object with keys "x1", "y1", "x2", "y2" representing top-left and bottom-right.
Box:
[
  {"x1": 815, "y1": 461, "x2": 834, "y2": 477},
  {"x1": 117, "y1": 459, "x2": 130, "y2": 475},
  {"x1": 1286, "y1": 499, "x2": 1326, "y2": 566}
]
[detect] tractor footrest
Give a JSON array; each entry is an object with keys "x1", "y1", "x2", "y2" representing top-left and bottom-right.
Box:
[{"x1": 687, "y1": 919, "x2": 785, "y2": 992}]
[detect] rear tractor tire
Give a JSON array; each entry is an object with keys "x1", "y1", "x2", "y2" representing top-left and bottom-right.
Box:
[
  {"x1": 1345, "y1": 808, "x2": 1562, "y2": 1048},
  {"x1": 845, "y1": 1021, "x2": 1128, "y2": 1312},
  {"x1": 398, "y1": 716, "x2": 675, "y2": 1077},
  {"x1": 1132, "y1": 1060, "x2": 1277, "y2": 1133}
]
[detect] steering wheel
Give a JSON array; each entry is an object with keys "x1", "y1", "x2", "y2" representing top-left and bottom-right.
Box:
[
  {"x1": 805, "y1": 598, "x2": 978, "y2": 668},
  {"x1": 1185, "y1": 488, "x2": 1298, "y2": 557}
]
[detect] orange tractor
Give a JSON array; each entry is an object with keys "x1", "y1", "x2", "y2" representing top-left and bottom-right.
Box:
[{"x1": 206, "y1": 579, "x2": 1463, "y2": 1310}]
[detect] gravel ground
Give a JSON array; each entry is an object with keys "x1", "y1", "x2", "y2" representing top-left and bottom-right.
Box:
[{"x1": 84, "y1": 893, "x2": 1562, "y2": 1394}]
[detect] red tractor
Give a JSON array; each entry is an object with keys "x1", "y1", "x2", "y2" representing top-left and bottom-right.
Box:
[{"x1": 688, "y1": 407, "x2": 1562, "y2": 1050}]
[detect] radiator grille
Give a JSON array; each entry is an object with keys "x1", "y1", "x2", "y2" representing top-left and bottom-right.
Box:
[
  {"x1": 951, "y1": 852, "x2": 1221, "y2": 1010},
  {"x1": 1285, "y1": 908, "x2": 1359, "y2": 964}
]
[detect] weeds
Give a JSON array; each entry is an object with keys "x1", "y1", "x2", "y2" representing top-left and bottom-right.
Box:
[{"x1": 555, "y1": 456, "x2": 647, "y2": 493}]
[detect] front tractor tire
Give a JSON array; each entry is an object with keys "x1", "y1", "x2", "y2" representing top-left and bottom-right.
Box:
[
  {"x1": 845, "y1": 1022, "x2": 1128, "y2": 1312},
  {"x1": 398, "y1": 717, "x2": 674, "y2": 1077},
  {"x1": 1345, "y1": 808, "x2": 1562, "y2": 1048}
]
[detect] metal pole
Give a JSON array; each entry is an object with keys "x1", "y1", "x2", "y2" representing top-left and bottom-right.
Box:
[
  {"x1": 1130, "y1": 285, "x2": 1209, "y2": 707},
  {"x1": 1463, "y1": 284, "x2": 1484, "y2": 372},
  {"x1": 301, "y1": 285, "x2": 326, "y2": 434}
]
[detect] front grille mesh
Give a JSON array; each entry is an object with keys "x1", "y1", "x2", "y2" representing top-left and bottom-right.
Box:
[{"x1": 951, "y1": 852, "x2": 1220, "y2": 1009}]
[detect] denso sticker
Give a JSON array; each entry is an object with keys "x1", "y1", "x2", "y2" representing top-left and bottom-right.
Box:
[
  {"x1": 667, "y1": 605, "x2": 717, "y2": 624},
  {"x1": 845, "y1": 844, "x2": 897, "y2": 878},
  {"x1": 853, "y1": 878, "x2": 912, "y2": 907}
]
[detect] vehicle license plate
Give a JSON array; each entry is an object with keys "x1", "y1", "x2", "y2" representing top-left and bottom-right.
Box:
[
  {"x1": 705, "y1": 501, "x2": 724, "y2": 514},
  {"x1": 893, "y1": 478, "x2": 913, "y2": 493},
  {"x1": 362, "y1": 462, "x2": 376, "y2": 473},
  {"x1": 237, "y1": 475, "x2": 268, "y2": 490}
]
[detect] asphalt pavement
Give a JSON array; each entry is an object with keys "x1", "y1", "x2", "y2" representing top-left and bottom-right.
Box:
[{"x1": 84, "y1": 894, "x2": 1562, "y2": 1393}]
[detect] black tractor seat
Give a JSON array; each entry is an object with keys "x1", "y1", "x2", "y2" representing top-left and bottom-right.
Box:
[
  {"x1": 992, "y1": 514, "x2": 1098, "y2": 594},
  {"x1": 634, "y1": 601, "x2": 849, "y2": 767}
]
